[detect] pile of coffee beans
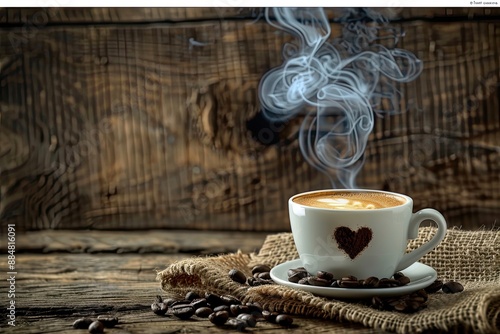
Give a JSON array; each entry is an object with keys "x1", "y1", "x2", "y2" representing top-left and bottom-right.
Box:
[
  {"x1": 285, "y1": 266, "x2": 464, "y2": 313},
  {"x1": 425, "y1": 279, "x2": 464, "y2": 294},
  {"x1": 369, "y1": 279, "x2": 464, "y2": 313},
  {"x1": 371, "y1": 289, "x2": 429, "y2": 313},
  {"x1": 72, "y1": 315, "x2": 119, "y2": 333},
  {"x1": 287, "y1": 267, "x2": 412, "y2": 289},
  {"x1": 151, "y1": 291, "x2": 293, "y2": 331},
  {"x1": 229, "y1": 264, "x2": 274, "y2": 287}
]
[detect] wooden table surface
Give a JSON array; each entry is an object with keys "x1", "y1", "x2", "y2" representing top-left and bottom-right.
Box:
[{"x1": 0, "y1": 230, "x2": 384, "y2": 333}]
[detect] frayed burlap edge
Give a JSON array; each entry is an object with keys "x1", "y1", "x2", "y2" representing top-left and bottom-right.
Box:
[
  {"x1": 157, "y1": 227, "x2": 500, "y2": 334},
  {"x1": 157, "y1": 251, "x2": 252, "y2": 300}
]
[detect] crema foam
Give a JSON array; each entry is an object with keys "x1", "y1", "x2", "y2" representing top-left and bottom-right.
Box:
[{"x1": 292, "y1": 191, "x2": 407, "y2": 210}]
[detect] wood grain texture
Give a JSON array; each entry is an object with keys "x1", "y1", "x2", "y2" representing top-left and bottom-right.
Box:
[
  {"x1": 1, "y1": 7, "x2": 500, "y2": 24},
  {"x1": 1, "y1": 308, "x2": 382, "y2": 334},
  {"x1": 1, "y1": 14, "x2": 499, "y2": 231},
  {"x1": 0, "y1": 19, "x2": 325, "y2": 231},
  {"x1": 0, "y1": 8, "x2": 258, "y2": 24},
  {"x1": 4, "y1": 230, "x2": 268, "y2": 254},
  {"x1": 0, "y1": 252, "x2": 384, "y2": 333}
]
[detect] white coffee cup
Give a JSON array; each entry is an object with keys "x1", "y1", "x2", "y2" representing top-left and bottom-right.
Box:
[{"x1": 289, "y1": 189, "x2": 447, "y2": 279}]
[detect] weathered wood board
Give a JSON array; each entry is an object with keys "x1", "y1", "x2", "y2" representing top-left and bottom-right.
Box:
[
  {"x1": 0, "y1": 231, "x2": 384, "y2": 333},
  {"x1": 1, "y1": 9, "x2": 499, "y2": 230},
  {"x1": 1, "y1": 7, "x2": 499, "y2": 24},
  {"x1": 6, "y1": 230, "x2": 269, "y2": 254}
]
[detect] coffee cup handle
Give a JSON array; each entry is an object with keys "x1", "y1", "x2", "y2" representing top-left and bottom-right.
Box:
[{"x1": 395, "y1": 209, "x2": 447, "y2": 272}]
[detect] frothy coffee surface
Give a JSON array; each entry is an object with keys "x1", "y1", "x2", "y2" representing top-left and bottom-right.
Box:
[{"x1": 293, "y1": 191, "x2": 406, "y2": 210}]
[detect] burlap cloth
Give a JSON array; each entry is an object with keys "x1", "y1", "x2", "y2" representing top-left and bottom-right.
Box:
[{"x1": 157, "y1": 227, "x2": 500, "y2": 333}]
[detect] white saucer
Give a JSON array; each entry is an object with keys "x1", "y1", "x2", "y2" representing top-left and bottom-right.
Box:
[{"x1": 270, "y1": 259, "x2": 437, "y2": 299}]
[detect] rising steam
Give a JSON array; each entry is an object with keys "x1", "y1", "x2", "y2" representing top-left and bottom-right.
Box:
[{"x1": 258, "y1": 8, "x2": 423, "y2": 188}]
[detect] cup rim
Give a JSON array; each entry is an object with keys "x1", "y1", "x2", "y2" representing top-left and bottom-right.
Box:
[{"x1": 289, "y1": 189, "x2": 412, "y2": 212}]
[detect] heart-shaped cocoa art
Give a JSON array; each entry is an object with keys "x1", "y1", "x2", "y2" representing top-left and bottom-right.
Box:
[{"x1": 333, "y1": 226, "x2": 373, "y2": 259}]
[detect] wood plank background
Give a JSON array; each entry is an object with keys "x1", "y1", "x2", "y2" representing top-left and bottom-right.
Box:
[
  {"x1": 1, "y1": 8, "x2": 499, "y2": 231},
  {"x1": 1, "y1": 7, "x2": 499, "y2": 23}
]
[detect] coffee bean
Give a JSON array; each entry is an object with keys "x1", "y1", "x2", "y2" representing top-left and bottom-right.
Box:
[
  {"x1": 245, "y1": 302, "x2": 263, "y2": 316},
  {"x1": 397, "y1": 276, "x2": 411, "y2": 286},
  {"x1": 287, "y1": 268, "x2": 308, "y2": 283},
  {"x1": 375, "y1": 277, "x2": 391, "y2": 288},
  {"x1": 242, "y1": 303, "x2": 263, "y2": 320},
  {"x1": 385, "y1": 278, "x2": 401, "y2": 286},
  {"x1": 209, "y1": 310, "x2": 229, "y2": 326},
  {"x1": 88, "y1": 321, "x2": 104, "y2": 333},
  {"x1": 185, "y1": 291, "x2": 200, "y2": 301},
  {"x1": 205, "y1": 293, "x2": 224, "y2": 307},
  {"x1": 96, "y1": 315, "x2": 118, "y2": 328},
  {"x1": 425, "y1": 279, "x2": 444, "y2": 293},
  {"x1": 409, "y1": 295, "x2": 426, "y2": 303},
  {"x1": 286, "y1": 268, "x2": 301, "y2": 276},
  {"x1": 238, "y1": 305, "x2": 250, "y2": 313},
  {"x1": 316, "y1": 271, "x2": 334, "y2": 281},
  {"x1": 297, "y1": 277, "x2": 310, "y2": 285},
  {"x1": 262, "y1": 310, "x2": 278, "y2": 323},
  {"x1": 442, "y1": 281, "x2": 464, "y2": 293},
  {"x1": 195, "y1": 306, "x2": 213, "y2": 318},
  {"x1": 308, "y1": 276, "x2": 331, "y2": 286},
  {"x1": 338, "y1": 276, "x2": 361, "y2": 288},
  {"x1": 73, "y1": 318, "x2": 94, "y2": 329},
  {"x1": 229, "y1": 304, "x2": 241, "y2": 316},
  {"x1": 190, "y1": 298, "x2": 208, "y2": 310},
  {"x1": 251, "y1": 264, "x2": 271, "y2": 274},
  {"x1": 252, "y1": 278, "x2": 274, "y2": 286},
  {"x1": 288, "y1": 271, "x2": 308, "y2": 283},
  {"x1": 162, "y1": 298, "x2": 177, "y2": 306},
  {"x1": 229, "y1": 304, "x2": 250, "y2": 317},
  {"x1": 371, "y1": 296, "x2": 385, "y2": 310},
  {"x1": 363, "y1": 276, "x2": 379, "y2": 288},
  {"x1": 226, "y1": 318, "x2": 248, "y2": 331},
  {"x1": 393, "y1": 301, "x2": 407, "y2": 312},
  {"x1": 220, "y1": 294, "x2": 241, "y2": 306},
  {"x1": 276, "y1": 314, "x2": 294, "y2": 326},
  {"x1": 229, "y1": 269, "x2": 247, "y2": 284},
  {"x1": 408, "y1": 300, "x2": 424, "y2": 312},
  {"x1": 257, "y1": 272, "x2": 271, "y2": 280},
  {"x1": 151, "y1": 302, "x2": 168, "y2": 316},
  {"x1": 330, "y1": 280, "x2": 339, "y2": 287},
  {"x1": 151, "y1": 302, "x2": 160, "y2": 313},
  {"x1": 236, "y1": 313, "x2": 257, "y2": 327},
  {"x1": 287, "y1": 267, "x2": 308, "y2": 276},
  {"x1": 377, "y1": 278, "x2": 399, "y2": 288},
  {"x1": 249, "y1": 277, "x2": 260, "y2": 286},
  {"x1": 387, "y1": 297, "x2": 402, "y2": 307},
  {"x1": 171, "y1": 304, "x2": 195, "y2": 320},
  {"x1": 339, "y1": 278, "x2": 361, "y2": 288},
  {"x1": 213, "y1": 305, "x2": 230, "y2": 313},
  {"x1": 247, "y1": 277, "x2": 257, "y2": 286},
  {"x1": 415, "y1": 289, "x2": 429, "y2": 301},
  {"x1": 170, "y1": 299, "x2": 191, "y2": 307},
  {"x1": 393, "y1": 272, "x2": 405, "y2": 280}
]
